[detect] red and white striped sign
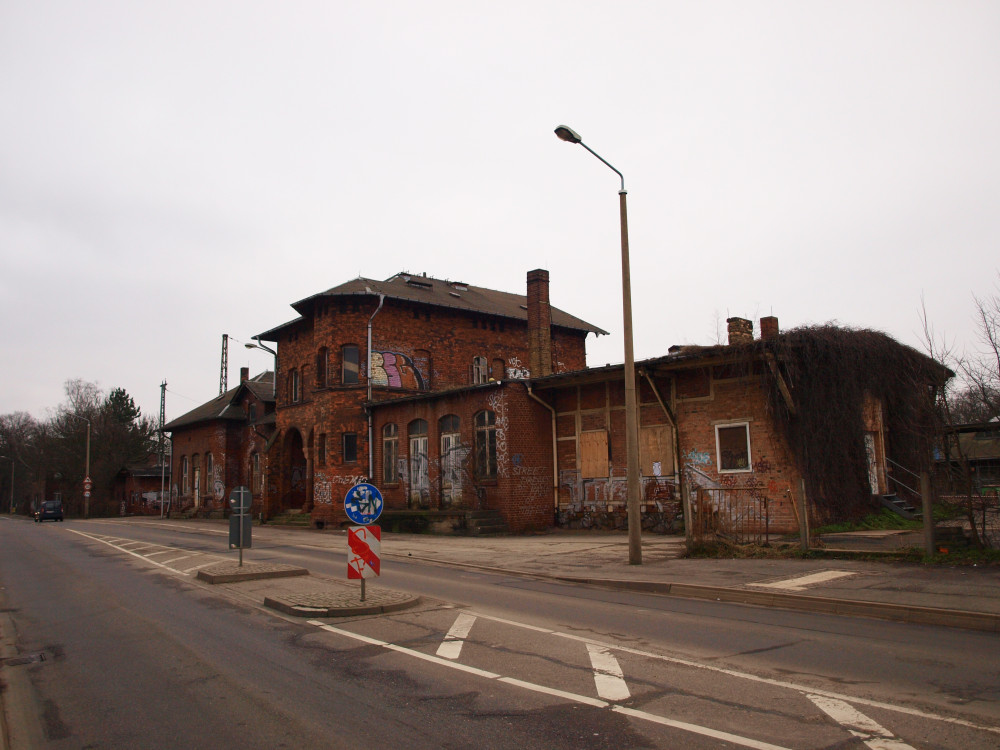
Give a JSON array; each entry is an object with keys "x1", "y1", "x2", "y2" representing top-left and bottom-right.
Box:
[{"x1": 347, "y1": 525, "x2": 381, "y2": 579}]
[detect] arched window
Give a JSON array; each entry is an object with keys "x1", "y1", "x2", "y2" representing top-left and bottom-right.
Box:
[
  {"x1": 439, "y1": 415, "x2": 462, "y2": 506},
  {"x1": 342, "y1": 345, "x2": 359, "y2": 385},
  {"x1": 474, "y1": 410, "x2": 497, "y2": 479},
  {"x1": 181, "y1": 456, "x2": 190, "y2": 495},
  {"x1": 205, "y1": 453, "x2": 214, "y2": 487},
  {"x1": 408, "y1": 419, "x2": 429, "y2": 506},
  {"x1": 382, "y1": 424, "x2": 399, "y2": 483},
  {"x1": 288, "y1": 368, "x2": 300, "y2": 403}
]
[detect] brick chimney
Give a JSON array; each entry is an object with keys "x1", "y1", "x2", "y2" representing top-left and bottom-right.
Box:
[
  {"x1": 726, "y1": 317, "x2": 753, "y2": 345},
  {"x1": 240, "y1": 367, "x2": 249, "y2": 383},
  {"x1": 760, "y1": 316, "x2": 779, "y2": 341},
  {"x1": 527, "y1": 269, "x2": 552, "y2": 377}
]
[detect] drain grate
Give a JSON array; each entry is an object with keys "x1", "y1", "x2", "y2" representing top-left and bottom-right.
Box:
[{"x1": 2, "y1": 652, "x2": 46, "y2": 667}]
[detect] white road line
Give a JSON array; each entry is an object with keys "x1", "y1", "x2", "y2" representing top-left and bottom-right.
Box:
[
  {"x1": 436, "y1": 612, "x2": 477, "y2": 660},
  {"x1": 143, "y1": 550, "x2": 176, "y2": 558},
  {"x1": 467, "y1": 609, "x2": 1000, "y2": 737},
  {"x1": 749, "y1": 570, "x2": 857, "y2": 591},
  {"x1": 66, "y1": 530, "x2": 190, "y2": 576},
  {"x1": 612, "y1": 706, "x2": 791, "y2": 750},
  {"x1": 586, "y1": 643, "x2": 630, "y2": 701},
  {"x1": 160, "y1": 556, "x2": 194, "y2": 565},
  {"x1": 308, "y1": 621, "x2": 792, "y2": 750},
  {"x1": 808, "y1": 695, "x2": 917, "y2": 750},
  {"x1": 182, "y1": 561, "x2": 220, "y2": 573}
]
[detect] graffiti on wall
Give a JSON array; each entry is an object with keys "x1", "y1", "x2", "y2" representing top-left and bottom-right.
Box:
[
  {"x1": 685, "y1": 449, "x2": 711, "y2": 466},
  {"x1": 506, "y1": 356, "x2": 530, "y2": 380},
  {"x1": 315, "y1": 476, "x2": 332, "y2": 505},
  {"x1": 370, "y1": 351, "x2": 425, "y2": 390},
  {"x1": 213, "y1": 464, "x2": 225, "y2": 502},
  {"x1": 512, "y1": 464, "x2": 546, "y2": 505},
  {"x1": 488, "y1": 390, "x2": 510, "y2": 477}
]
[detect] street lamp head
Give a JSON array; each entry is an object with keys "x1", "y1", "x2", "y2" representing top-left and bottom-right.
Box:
[
  {"x1": 554, "y1": 125, "x2": 582, "y2": 144},
  {"x1": 244, "y1": 343, "x2": 255, "y2": 350}
]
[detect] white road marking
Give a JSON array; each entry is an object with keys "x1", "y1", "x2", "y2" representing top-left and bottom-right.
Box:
[
  {"x1": 749, "y1": 570, "x2": 857, "y2": 591},
  {"x1": 613, "y1": 706, "x2": 791, "y2": 750},
  {"x1": 144, "y1": 550, "x2": 176, "y2": 557},
  {"x1": 309, "y1": 620, "x2": 793, "y2": 750},
  {"x1": 466, "y1": 609, "x2": 1000, "y2": 737},
  {"x1": 436, "y1": 612, "x2": 477, "y2": 660},
  {"x1": 160, "y1": 555, "x2": 194, "y2": 565},
  {"x1": 586, "y1": 643, "x2": 630, "y2": 701},
  {"x1": 808, "y1": 695, "x2": 917, "y2": 750},
  {"x1": 66, "y1": 530, "x2": 190, "y2": 575},
  {"x1": 182, "y1": 561, "x2": 220, "y2": 573}
]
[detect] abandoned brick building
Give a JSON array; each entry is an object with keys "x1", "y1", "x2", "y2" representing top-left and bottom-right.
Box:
[
  {"x1": 164, "y1": 269, "x2": 947, "y2": 536},
  {"x1": 163, "y1": 370, "x2": 275, "y2": 515}
]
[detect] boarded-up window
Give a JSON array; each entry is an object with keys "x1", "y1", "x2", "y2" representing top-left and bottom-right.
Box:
[
  {"x1": 640, "y1": 424, "x2": 674, "y2": 476},
  {"x1": 580, "y1": 430, "x2": 609, "y2": 478}
]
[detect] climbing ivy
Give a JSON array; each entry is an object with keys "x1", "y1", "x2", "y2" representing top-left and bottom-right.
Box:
[{"x1": 753, "y1": 326, "x2": 947, "y2": 522}]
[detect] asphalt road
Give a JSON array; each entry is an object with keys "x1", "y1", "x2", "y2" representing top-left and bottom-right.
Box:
[{"x1": 2, "y1": 517, "x2": 998, "y2": 749}]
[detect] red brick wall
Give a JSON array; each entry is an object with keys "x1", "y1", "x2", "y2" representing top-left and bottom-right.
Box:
[
  {"x1": 541, "y1": 368, "x2": 802, "y2": 534},
  {"x1": 367, "y1": 383, "x2": 555, "y2": 532},
  {"x1": 269, "y1": 293, "x2": 588, "y2": 529}
]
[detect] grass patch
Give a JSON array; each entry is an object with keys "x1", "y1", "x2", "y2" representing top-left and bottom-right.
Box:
[{"x1": 813, "y1": 508, "x2": 922, "y2": 535}]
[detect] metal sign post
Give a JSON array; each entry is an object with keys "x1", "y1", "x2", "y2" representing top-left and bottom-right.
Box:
[
  {"x1": 228, "y1": 486, "x2": 252, "y2": 567},
  {"x1": 344, "y1": 483, "x2": 384, "y2": 601}
]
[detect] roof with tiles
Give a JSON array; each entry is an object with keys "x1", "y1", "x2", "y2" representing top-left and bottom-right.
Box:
[
  {"x1": 255, "y1": 272, "x2": 607, "y2": 341},
  {"x1": 162, "y1": 371, "x2": 274, "y2": 432}
]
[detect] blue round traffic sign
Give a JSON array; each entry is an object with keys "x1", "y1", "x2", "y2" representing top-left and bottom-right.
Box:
[{"x1": 344, "y1": 483, "x2": 383, "y2": 525}]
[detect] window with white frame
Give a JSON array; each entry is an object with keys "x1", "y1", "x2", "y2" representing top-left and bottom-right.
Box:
[
  {"x1": 181, "y1": 456, "x2": 190, "y2": 495},
  {"x1": 716, "y1": 422, "x2": 752, "y2": 473}
]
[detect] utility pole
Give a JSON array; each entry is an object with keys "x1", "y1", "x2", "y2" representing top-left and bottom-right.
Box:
[
  {"x1": 159, "y1": 380, "x2": 167, "y2": 519},
  {"x1": 219, "y1": 334, "x2": 229, "y2": 395}
]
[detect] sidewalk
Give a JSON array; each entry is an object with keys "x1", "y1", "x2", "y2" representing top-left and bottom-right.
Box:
[{"x1": 191, "y1": 523, "x2": 1000, "y2": 632}]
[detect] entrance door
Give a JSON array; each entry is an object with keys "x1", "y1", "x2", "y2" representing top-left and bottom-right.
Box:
[{"x1": 193, "y1": 468, "x2": 201, "y2": 509}]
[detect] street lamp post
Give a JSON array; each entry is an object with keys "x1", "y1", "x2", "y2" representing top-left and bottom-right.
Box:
[
  {"x1": 245, "y1": 338, "x2": 278, "y2": 398},
  {"x1": 555, "y1": 125, "x2": 643, "y2": 565},
  {"x1": 65, "y1": 413, "x2": 92, "y2": 517}
]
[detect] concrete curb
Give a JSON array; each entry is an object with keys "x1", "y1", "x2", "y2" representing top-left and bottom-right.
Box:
[
  {"x1": 385, "y1": 553, "x2": 1000, "y2": 633},
  {"x1": 264, "y1": 595, "x2": 422, "y2": 618},
  {"x1": 196, "y1": 565, "x2": 309, "y2": 584},
  {"x1": 550, "y1": 577, "x2": 1000, "y2": 632}
]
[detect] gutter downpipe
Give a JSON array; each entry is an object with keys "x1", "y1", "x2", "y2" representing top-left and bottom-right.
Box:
[
  {"x1": 639, "y1": 368, "x2": 690, "y2": 545},
  {"x1": 367, "y1": 294, "x2": 386, "y2": 480},
  {"x1": 526, "y1": 383, "x2": 559, "y2": 516}
]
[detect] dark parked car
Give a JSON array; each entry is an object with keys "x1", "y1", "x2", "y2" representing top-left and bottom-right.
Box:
[{"x1": 35, "y1": 500, "x2": 64, "y2": 522}]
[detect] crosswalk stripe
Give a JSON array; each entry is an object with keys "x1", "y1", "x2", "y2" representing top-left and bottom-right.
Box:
[
  {"x1": 436, "y1": 613, "x2": 477, "y2": 660},
  {"x1": 808, "y1": 695, "x2": 916, "y2": 750},
  {"x1": 586, "y1": 643, "x2": 630, "y2": 701}
]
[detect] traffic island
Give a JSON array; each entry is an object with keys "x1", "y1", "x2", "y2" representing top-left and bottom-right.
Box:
[
  {"x1": 196, "y1": 562, "x2": 310, "y2": 584},
  {"x1": 264, "y1": 587, "x2": 420, "y2": 618}
]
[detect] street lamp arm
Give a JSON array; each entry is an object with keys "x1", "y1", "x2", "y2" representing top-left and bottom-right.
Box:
[
  {"x1": 579, "y1": 142, "x2": 625, "y2": 193},
  {"x1": 554, "y1": 125, "x2": 625, "y2": 192}
]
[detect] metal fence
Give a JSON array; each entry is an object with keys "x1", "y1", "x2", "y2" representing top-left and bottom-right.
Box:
[{"x1": 689, "y1": 486, "x2": 771, "y2": 546}]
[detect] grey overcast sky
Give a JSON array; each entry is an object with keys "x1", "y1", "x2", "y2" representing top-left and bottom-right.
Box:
[{"x1": 2, "y1": 1, "x2": 998, "y2": 423}]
